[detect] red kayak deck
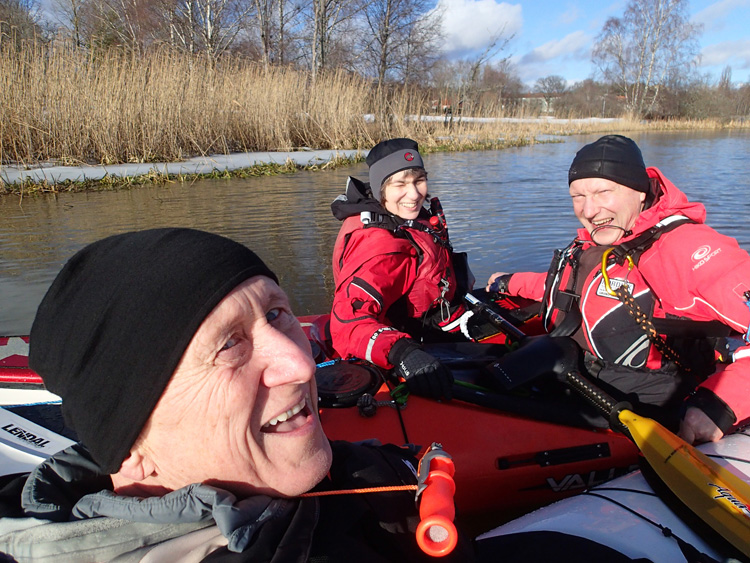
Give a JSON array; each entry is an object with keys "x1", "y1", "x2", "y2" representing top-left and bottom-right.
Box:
[
  {"x1": 301, "y1": 314, "x2": 640, "y2": 526},
  {"x1": 0, "y1": 337, "x2": 40, "y2": 385},
  {"x1": 2, "y1": 323, "x2": 640, "y2": 527}
]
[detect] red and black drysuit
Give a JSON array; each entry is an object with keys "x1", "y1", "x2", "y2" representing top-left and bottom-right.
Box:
[
  {"x1": 503, "y1": 167, "x2": 750, "y2": 432},
  {"x1": 330, "y1": 176, "x2": 471, "y2": 369}
]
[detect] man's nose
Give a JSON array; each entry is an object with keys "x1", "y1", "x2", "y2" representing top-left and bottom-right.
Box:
[
  {"x1": 260, "y1": 327, "x2": 316, "y2": 387},
  {"x1": 582, "y1": 196, "x2": 598, "y2": 218}
]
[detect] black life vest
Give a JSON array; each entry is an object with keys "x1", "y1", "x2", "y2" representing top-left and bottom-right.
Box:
[{"x1": 541, "y1": 215, "x2": 730, "y2": 375}]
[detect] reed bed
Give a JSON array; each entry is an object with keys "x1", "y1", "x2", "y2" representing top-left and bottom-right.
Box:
[
  {"x1": 0, "y1": 44, "x2": 376, "y2": 166},
  {"x1": 1, "y1": 42, "x2": 747, "y2": 192}
]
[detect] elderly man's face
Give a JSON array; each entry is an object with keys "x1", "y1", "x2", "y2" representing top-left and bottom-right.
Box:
[
  {"x1": 569, "y1": 177, "x2": 647, "y2": 245},
  {"x1": 136, "y1": 275, "x2": 332, "y2": 497}
]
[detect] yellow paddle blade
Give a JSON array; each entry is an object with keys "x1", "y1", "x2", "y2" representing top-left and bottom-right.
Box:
[{"x1": 619, "y1": 409, "x2": 750, "y2": 558}]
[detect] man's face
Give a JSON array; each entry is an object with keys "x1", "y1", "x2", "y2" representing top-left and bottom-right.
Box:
[
  {"x1": 137, "y1": 275, "x2": 332, "y2": 498},
  {"x1": 569, "y1": 177, "x2": 647, "y2": 245},
  {"x1": 382, "y1": 169, "x2": 428, "y2": 219}
]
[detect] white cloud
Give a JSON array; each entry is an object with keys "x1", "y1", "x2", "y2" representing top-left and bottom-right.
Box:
[
  {"x1": 693, "y1": 0, "x2": 750, "y2": 30},
  {"x1": 701, "y1": 39, "x2": 750, "y2": 69},
  {"x1": 520, "y1": 31, "x2": 590, "y2": 64},
  {"x1": 559, "y1": 6, "x2": 582, "y2": 26},
  {"x1": 437, "y1": 0, "x2": 523, "y2": 56}
]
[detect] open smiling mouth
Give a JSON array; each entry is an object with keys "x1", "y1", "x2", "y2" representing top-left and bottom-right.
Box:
[
  {"x1": 261, "y1": 397, "x2": 313, "y2": 433},
  {"x1": 591, "y1": 218, "x2": 613, "y2": 228}
]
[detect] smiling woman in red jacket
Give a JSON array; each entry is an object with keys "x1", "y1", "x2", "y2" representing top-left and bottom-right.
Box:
[{"x1": 330, "y1": 138, "x2": 475, "y2": 400}]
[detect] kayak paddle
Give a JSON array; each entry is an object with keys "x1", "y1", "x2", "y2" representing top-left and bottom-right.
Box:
[
  {"x1": 566, "y1": 370, "x2": 750, "y2": 559},
  {"x1": 467, "y1": 292, "x2": 750, "y2": 558}
]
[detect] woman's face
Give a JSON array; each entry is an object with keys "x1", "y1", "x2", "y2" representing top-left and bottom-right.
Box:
[{"x1": 382, "y1": 169, "x2": 428, "y2": 220}]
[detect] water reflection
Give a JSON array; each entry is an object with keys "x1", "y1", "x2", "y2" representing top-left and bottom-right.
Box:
[{"x1": 1, "y1": 130, "x2": 748, "y2": 335}]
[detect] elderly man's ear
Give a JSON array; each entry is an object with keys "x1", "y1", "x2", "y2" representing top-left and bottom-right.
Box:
[
  {"x1": 117, "y1": 449, "x2": 154, "y2": 481},
  {"x1": 110, "y1": 447, "x2": 159, "y2": 496}
]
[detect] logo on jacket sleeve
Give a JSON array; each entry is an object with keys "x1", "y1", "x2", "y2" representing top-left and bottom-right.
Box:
[{"x1": 691, "y1": 245, "x2": 722, "y2": 271}]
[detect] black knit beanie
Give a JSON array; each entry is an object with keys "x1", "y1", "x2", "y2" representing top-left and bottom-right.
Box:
[
  {"x1": 568, "y1": 135, "x2": 650, "y2": 193},
  {"x1": 367, "y1": 138, "x2": 425, "y2": 200},
  {"x1": 29, "y1": 228, "x2": 278, "y2": 474}
]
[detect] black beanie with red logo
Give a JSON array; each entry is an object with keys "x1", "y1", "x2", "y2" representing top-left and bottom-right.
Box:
[{"x1": 367, "y1": 138, "x2": 425, "y2": 200}]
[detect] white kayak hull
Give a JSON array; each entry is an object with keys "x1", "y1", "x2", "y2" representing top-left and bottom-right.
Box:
[{"x1": 476, "y1": 429, "x2": 750, "y2": 562}]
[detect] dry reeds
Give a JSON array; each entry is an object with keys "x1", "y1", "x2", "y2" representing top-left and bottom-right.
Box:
[
  {"x1": 1, "y1": 41, "x2": 747, "y2": 171},
  {"x1": 0, "y1": 43, "x2": 376, "y2": 166}
]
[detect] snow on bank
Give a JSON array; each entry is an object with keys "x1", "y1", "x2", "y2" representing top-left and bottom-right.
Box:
[
  {"x1": 1, "y1": 116, "x2": 622, "y2": 186},
  {"x1": 0, "y1": 149, "x2": 364, "y2": 186}
]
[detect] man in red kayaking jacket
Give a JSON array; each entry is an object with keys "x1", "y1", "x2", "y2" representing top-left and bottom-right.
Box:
[
  {"x1": 488, "y1": 135, "x2": 750, "y2": 444},
  {"x1": 330, "y1": 138, "x2": 475, "y2": 400}
]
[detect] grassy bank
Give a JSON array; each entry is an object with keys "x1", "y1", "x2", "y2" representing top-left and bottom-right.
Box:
[{"x1": 1, "y1": 43, "x2": 748, "y2": 194}]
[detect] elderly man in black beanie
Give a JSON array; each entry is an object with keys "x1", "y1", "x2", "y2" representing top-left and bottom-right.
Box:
[
  {"x1": 329, "y1": 138, "x2": 479, "y2": 401},
  {"x1": 0, "y1": 228, "x2": 473, "y2": 562},
  {"x1": 487, "y1": 135, "x2": 750, "y2": 445}
]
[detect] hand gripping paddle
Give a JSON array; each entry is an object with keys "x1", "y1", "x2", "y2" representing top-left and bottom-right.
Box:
[{"x1": 566, "y1": 370, "x2": 750, "y2": 559}]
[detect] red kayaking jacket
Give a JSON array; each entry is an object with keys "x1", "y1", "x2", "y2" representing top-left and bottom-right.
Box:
[
  {"x1": 331, "y1": 214, "x2": 460, "y2": 368},
  {"x1": 507, "y1": 167, "x2": 750, "y2": 427}
]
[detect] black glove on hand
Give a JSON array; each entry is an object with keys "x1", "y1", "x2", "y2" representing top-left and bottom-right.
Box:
[
  {"x1": 388, "y1": 338, "x2": 453, "y2": 400},
  {"x1": 488, "y1": 274, "x2": 513, "y2": 295}
]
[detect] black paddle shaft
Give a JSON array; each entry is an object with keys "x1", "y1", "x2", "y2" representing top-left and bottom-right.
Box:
[
  {"x1": 464, "y1": 293, "x2": 526, "y2": 342},
  {"x1": 565, "y1": 371, "x2": 632, "y2": 434}
]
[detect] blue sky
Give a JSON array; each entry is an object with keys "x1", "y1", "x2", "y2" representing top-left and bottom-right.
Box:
[{"x1": 437, "y1": 0, "x2": 750, "y2": 88}]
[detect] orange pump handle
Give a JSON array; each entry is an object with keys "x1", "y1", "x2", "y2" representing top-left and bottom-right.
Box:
[{"x1": 416, "y1": 456, "x2": 458, "y2": 557}]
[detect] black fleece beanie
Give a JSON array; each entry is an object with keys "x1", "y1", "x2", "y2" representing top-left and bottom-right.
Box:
[
  {"x1": 29, "y1": 228, "x2": 277, "y2": 474},
  {"x1": 568, "y1": 135, "x2": 650, "y2": 193}
]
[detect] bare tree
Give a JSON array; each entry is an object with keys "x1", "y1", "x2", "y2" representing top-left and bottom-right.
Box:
[
  {"x1": 718, "y1": 65, "x2": 731, "y2": 92},
  {"x1": 359, "y1": 0, "x2": 442, "y2": 107},
  {"x1": 155, "y1": 0, "x2": 253, "y2": 60},
  {"x1": 51, "y1": 0, "x2": 88, "y2": 46},
  {"x1": 592, "y1": 0, "x2": 702, "y2": 117},
  {"x1": 534, "y1": 74, "x2": 566, "y2": 112},
  {"x1": 92, "y1": 0, "x2": 154, "y2": 52},
  {"x1": 309, "y1": 0, "x2": 360, "y2": 78},
  {"x1": 557, "y1": 78, "x2": 620, "y2": 117},
  {"x1": 0, "y1": 0, "x2": 45, "y2": 46}
]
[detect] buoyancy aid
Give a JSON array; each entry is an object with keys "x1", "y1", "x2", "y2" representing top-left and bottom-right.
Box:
[
  {"x1": 542, "y1": 215, "x2": 730, "y2": 376},
  {"x1": 331, "y1": 177, "x2": 469, "y2": 335}
]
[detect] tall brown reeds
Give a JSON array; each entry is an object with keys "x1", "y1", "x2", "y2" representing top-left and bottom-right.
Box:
[
  {"x1": 2, "y1": 41, "x2": 746, "y2": 169},
  {"x1": 0, "y1": 43, "x2": 377, "y2": 166}
]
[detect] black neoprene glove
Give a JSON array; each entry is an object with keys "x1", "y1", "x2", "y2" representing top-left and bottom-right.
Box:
[
  {"x1": 488, "y1": 273, "x2": 513, "y2": 295},
  {"x1": 388, "y1": 338, "x2": 453, "y2": 400}
]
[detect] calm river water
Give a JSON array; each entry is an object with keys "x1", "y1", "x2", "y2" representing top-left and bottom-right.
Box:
[{"x1": 1, "y1": 129, "x2": 749, "y2": 335}]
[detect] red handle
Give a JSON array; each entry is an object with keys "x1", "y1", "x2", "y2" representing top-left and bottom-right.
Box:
[{"x1": 416, "y1": 456, "x2": 458, "y2": 557}]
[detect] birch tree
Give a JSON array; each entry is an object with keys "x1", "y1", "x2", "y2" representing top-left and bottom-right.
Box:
[
  {"x1": 161, "y1": 0, "x2": 252, "y2": 60},
  {"x1": 310, "y1": 0, "x2": 359, "y2": 78},
  {"x1": 592, "y1": 0, "x2": 701, "y2": 117},
  {"x1": 360, "y1": 0, "x2": 441, "y2": 109}
]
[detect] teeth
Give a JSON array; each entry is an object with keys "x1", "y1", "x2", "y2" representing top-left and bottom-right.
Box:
[{"x1": 264, "y1": 398, "x2": 306, "y2": 428}]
